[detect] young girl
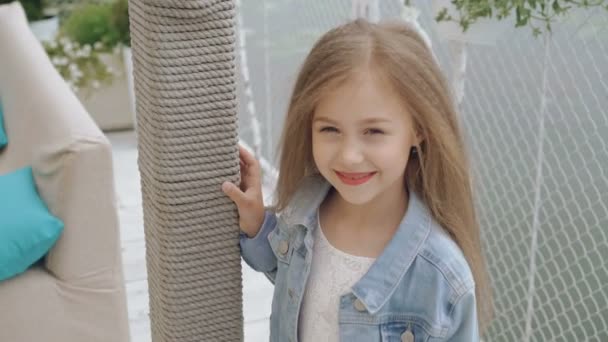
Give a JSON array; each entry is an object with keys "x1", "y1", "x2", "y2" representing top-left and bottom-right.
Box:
[{"x1": 222, "y1": 18, "x2": 492, "y2": 342}]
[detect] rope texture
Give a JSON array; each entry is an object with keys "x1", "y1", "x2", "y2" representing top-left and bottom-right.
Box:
[{"x1": 128, "y1": 0, "x2": 243, "y2": 340}]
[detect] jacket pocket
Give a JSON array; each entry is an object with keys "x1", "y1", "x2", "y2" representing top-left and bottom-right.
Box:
[{"x1": 381, "y1": 322, "x2": 431, "y2": 342}]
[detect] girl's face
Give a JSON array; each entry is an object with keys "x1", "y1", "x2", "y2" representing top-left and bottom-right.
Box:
[{"x1": 312, "y1": 70, "x2": 420, "y2": 206}]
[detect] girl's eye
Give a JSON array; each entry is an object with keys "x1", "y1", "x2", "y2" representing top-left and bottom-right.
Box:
[
  {"x1": 320, "y1": 126, "x2": 339, "y2": 133},
  {"x1": 365, "y1": 128, "x2": 384, "y2": 135}
]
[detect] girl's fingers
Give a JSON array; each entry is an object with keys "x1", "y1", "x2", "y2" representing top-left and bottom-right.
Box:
[
  {"x1": 239, "y1": 144, "x2": 257, "y2": 165},
  {"x1": 223, "y1": 146, "x2": 264, "y2": 218},
  {"x1": 238, "y1": 145, "x2": 261, "y2": 187},
  {"x1": 222, "y1": 181, "x2": 246, "y2": 207}
]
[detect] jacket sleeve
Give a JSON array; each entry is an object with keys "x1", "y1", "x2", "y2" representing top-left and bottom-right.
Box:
[
  {"x1": 442, "y1": 287, "x2": 479, "y2": 341},
  {"x1": 239, "y1": 210, "x2": 278, "y2": 282}
]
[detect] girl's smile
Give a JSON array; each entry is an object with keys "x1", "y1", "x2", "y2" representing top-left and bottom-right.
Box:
[{"x1": 335, "y1": 171, "x2": 377, "y2": 185}]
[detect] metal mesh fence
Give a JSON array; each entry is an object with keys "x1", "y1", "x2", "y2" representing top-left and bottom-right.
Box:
[
  {"x1": 445, "y1": 4, "x2": 608, "y2": 341},
  {"x1": 236, "y1": 1, "x2": 608, "y2": 341}
]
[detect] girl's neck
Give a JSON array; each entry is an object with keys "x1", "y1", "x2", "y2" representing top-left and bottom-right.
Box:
[{"x1": 323, "y1": 181, "x2": 409, "y2": 234}]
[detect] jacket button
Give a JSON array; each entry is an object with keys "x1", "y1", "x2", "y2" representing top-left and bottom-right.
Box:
[
  {"x1": 279, "y1": 240, "x2": 289, "y2": 255},
  {"x1": 353, "y1": 299, "x2": 366, "y2": 312},
  {"x1": 401, "y1": 330, "x2": 414, "y2": 342}
]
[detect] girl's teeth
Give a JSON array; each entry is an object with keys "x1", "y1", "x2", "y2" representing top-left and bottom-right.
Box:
[{"x1": 346, "y1": 173, "x2": 371, "y2": 179}]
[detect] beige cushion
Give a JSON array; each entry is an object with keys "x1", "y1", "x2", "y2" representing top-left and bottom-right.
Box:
[
  {"x1": 0, "y1": 267, "x2": 131, "y2": 341},
  {"x1": 0, "y1": 0, "x2": 118, "y2": 285},
  {"x1": 0, "y1": 3, "x2": 130, "y2": 341}
]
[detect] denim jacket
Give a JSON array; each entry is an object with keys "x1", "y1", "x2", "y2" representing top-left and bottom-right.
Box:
[{"x1": 240, "y1": 175, "x2": 479, "y2": 342}]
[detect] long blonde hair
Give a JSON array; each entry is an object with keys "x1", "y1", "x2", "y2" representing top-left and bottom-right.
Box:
[{"x1": 274, "y1": 19, "x2": 493, "y2": 332}]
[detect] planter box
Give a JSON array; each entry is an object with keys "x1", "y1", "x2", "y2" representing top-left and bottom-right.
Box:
[
  {"x1": 29, "y1": 17, "x2": 134, "y2": 131},
  {"x1": 28, "y1": 15, "x2": 58, "y2": 42},
  {"x1": 76, "y1": 48, "x2": 135, "y2": 131},
  {"x1": 122, "y1": 47, "x2": 136, "y2": 126}
]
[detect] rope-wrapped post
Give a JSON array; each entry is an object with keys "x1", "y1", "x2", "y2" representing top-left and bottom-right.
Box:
[{"x1": 128, "y1": 0, "x2": 243, "y2": 340}]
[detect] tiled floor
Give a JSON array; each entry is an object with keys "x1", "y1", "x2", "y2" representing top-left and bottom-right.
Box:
[{"x1": 108, "y1": 130, "x2": 274, "y2": 342}]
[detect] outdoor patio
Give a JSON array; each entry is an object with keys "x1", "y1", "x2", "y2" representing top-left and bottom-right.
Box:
[{"x1": 1, "y1": 0, "x2": 606, "y2": 340}]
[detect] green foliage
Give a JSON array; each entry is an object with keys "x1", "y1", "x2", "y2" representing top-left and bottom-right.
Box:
[
  {"x1": 41, "y1": 0, "x2": 130, "y2": 93},
  {"x1": 110, "y1": 0, "x2": 130, "y2": 46},
  {"x1": 60, "y1": 3, "x2": 118, "y2": 49},
  {"x1": 60, "y1": 0, "x2": 130, "y2": 49},
  {"x1": 407, "y1": 0, "x2": 608, "y2": 36},
  {"x1": 0, "y1": 0, "x2": 45, "y2": 21},
  {"x1": 43, "y1": 35, "x2": 114, "y2": 94}
]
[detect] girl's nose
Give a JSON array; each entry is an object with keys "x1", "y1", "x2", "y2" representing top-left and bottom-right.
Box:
[{"x1": 338, "y1": 142, "x2": 364, "y2": 165}]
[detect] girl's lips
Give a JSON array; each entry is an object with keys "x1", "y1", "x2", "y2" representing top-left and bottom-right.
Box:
[{"x1": 335, "y1": 171, "x2": 377, "y2": 185}]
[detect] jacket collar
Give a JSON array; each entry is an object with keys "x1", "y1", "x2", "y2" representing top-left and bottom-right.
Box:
[
  {"x1": 351, "y1": 189, "x2": 431, "y2": 314},
  {"x1": 279, "y1": 174, "x2": 332, "y2": 229},
  {"x1": 281, "y1": 174, "x2": 432, "y2": 314}
]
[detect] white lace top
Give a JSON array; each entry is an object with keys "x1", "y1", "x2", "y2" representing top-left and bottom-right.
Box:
[{"x1": 298, "y1": 214, "x2": 376, "y2": 342}]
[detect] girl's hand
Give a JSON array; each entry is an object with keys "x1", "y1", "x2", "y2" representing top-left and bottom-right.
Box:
[{"x1": 222, "y1": 145, "x2": 265, "y2": 238}]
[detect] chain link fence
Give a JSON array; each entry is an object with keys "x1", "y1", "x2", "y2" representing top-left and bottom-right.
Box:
[{"x1": 237, "y1": 1, "x2": 608, "y2": 341}]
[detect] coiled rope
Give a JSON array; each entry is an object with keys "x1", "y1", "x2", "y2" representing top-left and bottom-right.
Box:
[{"x1": 128, "y1": 0, "x2": 243, "y2": 340}]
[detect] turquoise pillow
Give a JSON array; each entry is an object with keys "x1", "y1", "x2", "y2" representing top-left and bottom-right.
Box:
[
  {"x1": 0, "y1": 102, "x2": 6, "y2": 148},
  {"x1": 0, "y1": 167, "x2": 64, "y2": 281}
]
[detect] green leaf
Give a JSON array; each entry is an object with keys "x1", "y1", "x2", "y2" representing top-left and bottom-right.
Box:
[
  {"x1": 435, "y1": 8, "x2": 449, "y2": 22},
  {"x1": 435, "y1": 0, "x2": 608, "y2": 37}
]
